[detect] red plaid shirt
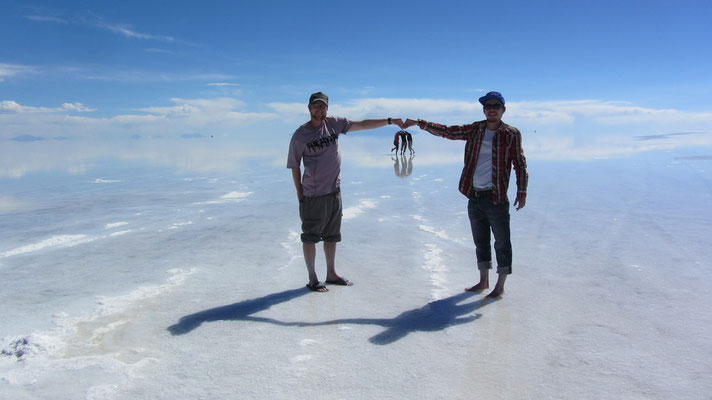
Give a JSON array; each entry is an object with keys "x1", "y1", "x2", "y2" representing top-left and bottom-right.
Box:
[{"x1": 419, "y1": 119, "x2": 528, "y2": 204}]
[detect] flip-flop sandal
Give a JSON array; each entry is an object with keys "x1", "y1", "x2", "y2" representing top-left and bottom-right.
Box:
[
  {"x1": 325, "y1": 277, "x2": 353, "y2": 286},
  {"x1": 306, "y1": 282, "x2": 329, "y2": 292}
]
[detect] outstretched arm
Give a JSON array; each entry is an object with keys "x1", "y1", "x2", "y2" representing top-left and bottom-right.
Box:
[
  {"x1": 350, "y1": 118, "x2": 405, "y2": 132},
  {"x1": 404, "y1": 118, "x2": 480, "y2": 141}
]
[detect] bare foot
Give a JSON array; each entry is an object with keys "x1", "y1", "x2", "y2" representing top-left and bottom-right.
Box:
[
  {"x1": 465, "y1": 282, "x2": 489, "y2": 292},
  {"x1": 485, "y1": 288, "x2": 504, "y2": 298}
]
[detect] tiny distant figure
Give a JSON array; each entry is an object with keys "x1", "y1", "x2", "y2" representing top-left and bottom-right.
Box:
[
  {"x1": 403, "y1": 130, "x2": 414, "y2": 155},
  {"x1": 392, "y1": 130, "x2": 411, "y2": 155},
  {"x1": 391, "y1": 130, "x2": 405, "y2": 153}
]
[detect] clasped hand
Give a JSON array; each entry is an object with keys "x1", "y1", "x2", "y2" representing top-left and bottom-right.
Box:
[{"x1": 389, "y1": 118, "x2": 421, "y2": 129}]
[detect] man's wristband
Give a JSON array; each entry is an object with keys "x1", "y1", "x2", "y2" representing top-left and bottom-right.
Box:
[{"x1": 388, "y1": 117, "x2": 392, "y2": 125}]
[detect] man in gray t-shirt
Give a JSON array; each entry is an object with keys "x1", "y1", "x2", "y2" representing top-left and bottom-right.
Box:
[{"x1": 287, "y1": 92, "x2": 404, "y2": 292}]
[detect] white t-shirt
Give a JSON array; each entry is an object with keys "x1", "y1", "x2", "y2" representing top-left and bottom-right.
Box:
[{"x1": 472, "y1": 128, "x2": 495, "y2": 189}]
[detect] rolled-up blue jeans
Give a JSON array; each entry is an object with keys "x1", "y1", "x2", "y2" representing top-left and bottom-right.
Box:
[{"x1": 467, "y1": 193, "x2": 512, "y2": 274}]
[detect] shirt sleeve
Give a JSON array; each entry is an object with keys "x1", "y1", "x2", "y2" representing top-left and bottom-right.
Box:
[
  {"x1": 286, "y1": 133, "x2": 303, "y2": 169},
  {"x1": 420, "y1": 120, "x2": 482, "y2": 140},
  {"x1": 509, "y1": 127, "x2": 528, "y2": 196},
  {"x1": 332, "y1": 116, "x2": 352, "y2": 134}
]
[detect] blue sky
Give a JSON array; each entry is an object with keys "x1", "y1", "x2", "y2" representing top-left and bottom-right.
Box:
[{"x1": 2, "y1": 0, "x2": 712, "y2": 172}]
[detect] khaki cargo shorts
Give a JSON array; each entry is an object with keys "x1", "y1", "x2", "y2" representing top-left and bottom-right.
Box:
[{"x1": 299, "y1": 189, "x2": 342, "y2": 243}]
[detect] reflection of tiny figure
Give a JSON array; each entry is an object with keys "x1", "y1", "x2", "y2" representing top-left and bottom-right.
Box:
[{"x1": 392, "y1": 154, "x2": 414, "y2": 178}]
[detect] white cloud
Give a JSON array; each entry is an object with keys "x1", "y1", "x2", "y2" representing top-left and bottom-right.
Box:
[
  {"x1": 1, "y1": 100, "x2": 94, "y2": 113},
  {"x1": 267, "y1": 97, "x2": 712, "y2": 133},
  {"x1": 26, "y1": 11, "x2": 179, "y2": 43},
  {"x1": 82, "y1": 70, "x2": 236, "y2": 83},
  {"x1": 61, "y1": 103, "x2": 96, "y2": 112},
  {"x1": 25, "y1": 15, "x2": 67, "y2": 24},
  {"x1": 95, "y1": 21, "x2": 176, "y2": 42},
  {"x1": 0, "y1": 98, "x2": 277, "y2": 141},
  {"x1": 131, "y1": 97, "x2": 274, "y2": 126},
  {"x1": 0, "y1": 64, "x2": 34, "y2": 82},
  {"x1": 508, "y1": 100, "x2": 712, "y2": 127}
]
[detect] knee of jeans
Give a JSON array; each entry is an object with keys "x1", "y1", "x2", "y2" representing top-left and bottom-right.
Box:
[
  {"x1": 477, "y1": 261, "x2": 492, "y2": 270},
  {"x1": 496, "y1": 266, "x2": 512, "y2": 275}
]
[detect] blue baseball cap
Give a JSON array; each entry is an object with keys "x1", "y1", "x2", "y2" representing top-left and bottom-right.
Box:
[{"x1": 478, "y1": 91, "x2": 505, "y2": 105}]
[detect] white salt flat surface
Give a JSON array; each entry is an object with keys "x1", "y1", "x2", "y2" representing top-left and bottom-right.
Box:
[{"x1": 1, "y1": 148, "x2": 711, "y2": 399}]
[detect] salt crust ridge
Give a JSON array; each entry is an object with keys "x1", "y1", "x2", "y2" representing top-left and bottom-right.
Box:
[{"x1": 1, "y1": 268, "x2": 196, "y2": 394}]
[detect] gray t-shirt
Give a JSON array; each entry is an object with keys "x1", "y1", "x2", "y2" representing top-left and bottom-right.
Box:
[
  {"x1": 472, "y1": 128, "x2": 495, "y2": 189},
  {"x1": 287, "y1": 116, "x2": 352, "y2": 197}
]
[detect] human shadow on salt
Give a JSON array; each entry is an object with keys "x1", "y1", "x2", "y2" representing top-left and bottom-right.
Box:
[
  {"x1": 168, "y1": 289, "x2": 493, "y2": 345},
  {"x1": 167, "y1": 287, "x2": 309, "y2": 335},
  {"x1": 305, "y1": 291, "x2": 491, "y2": 345}
]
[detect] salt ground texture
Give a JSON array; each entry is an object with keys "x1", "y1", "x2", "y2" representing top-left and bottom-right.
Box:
[{"x1": 1, "y1": 142, "x2": 711, "y2": 399}]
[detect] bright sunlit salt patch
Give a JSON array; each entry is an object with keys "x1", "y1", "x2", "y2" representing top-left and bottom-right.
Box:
[
  {"x1": 290, "y1": 354, "x2": 315, "y2": 363},
  {"x1": 221, "y1": 191, "x2": 252, "y2": 200},
  {"x1": 95, "y1": 268, "x2": 197, "y2": 316},
  {"x1": 105, "y1": 222, "x2": 128, "y2": 229},
  {"x1": 343, "y1": 199, "x2": 377, "y2": 220},
  {"x1": 422, "y1": 243, "x2": 448, "y2": 300},
  {"x1": 168, "y1": 221, "x2": 192, "y2": 229},
  {"x1": 284, "y1": 230, "x2": 300, "y2": 244},
  {"x1": 299, "y1": 339, "x2": 319, "y2": 347},
  {"x1": 193, "y1": 191, "x2": 253, "y2": 205},
  {"x1": 279, "y1": 230, "x2": 302, "y2": 271},
  {"x1": 0, "y1": 234, "x2": 93, "y2": 258},
  {"x1": 418, "y1": 225, "x2": 466, "y2": 245},
  {"x1": 88, "y1": 320, "x2": 129, "y2": 343},
  {"x1": 419, "y1": 225, "x2": 449, "y2": 240}
]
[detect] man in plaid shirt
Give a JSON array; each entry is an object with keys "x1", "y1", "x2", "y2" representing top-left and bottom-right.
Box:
[{"x1": 404, "y1": 91, "x2": 528, "y2": 298}]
